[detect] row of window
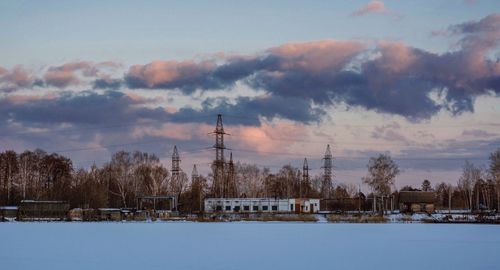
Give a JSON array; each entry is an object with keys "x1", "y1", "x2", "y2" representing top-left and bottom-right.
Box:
[
  {"x1": 208, "y1": 200, "x2": 282, "y2": 204},
  {"x1": 215, "y1": 205, "x2": 280, "y2": 212}
]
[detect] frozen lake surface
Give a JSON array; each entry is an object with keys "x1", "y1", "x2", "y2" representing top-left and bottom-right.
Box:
[{"x1": 1, "y1": 222, "x2": 499, "y2": 270}]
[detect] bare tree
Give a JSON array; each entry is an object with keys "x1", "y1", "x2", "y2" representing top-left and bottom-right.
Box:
[
  {"x1": 363, "y1": 154, "x2": 399, "y2": 214},
  {"x1": 0, "y1": 151, "x2": 19, "y2": 205},
  {"x1": 109, "y1": 151, "x2": 133, "y2": 208},
  {"x1": 148, "y1": 165, "x2": 169, "y2": 196},
  {"x1": 458, "y1": 161, "x2": 481, "y2": 211},
  {"x1": 363, "y1": 154, "x2": 400, "y2": 196},
  {"x1": 236, "y1": 163, "x2": 264, "y2": 198},
  {"x1": 489, "y1": 149, "x2": 500, "y2": 211},
  {"x1": 421, "y1": 179, "x2": 432, "y2": 191},
  {"x1": 170, "y1": 171, "x2": 188, "y2": 200}
]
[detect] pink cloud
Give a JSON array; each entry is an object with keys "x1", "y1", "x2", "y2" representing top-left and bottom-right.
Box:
[
  {"x1": 270, "y1": 40, "x2": 366, "y2": 72},
  {"x1": 352, "y1": 1, "x2": 387, "y2": 17},
  {"x1": 0, "y1": 65, "x2": 36, "y2": 91},
  {"x1": 231, "y1": 122, "x2": 308, "y2": 153},
  {"x1": 375, "y1": 41, "x2": 418, "y2": 73},
  {"x1": 5, "y1": 93, "x2": 58, "y2": 104},
  {"x1": 126, "y1": 60, "x2": 215, "y2": 88},
  {"x1": 44, "y1": 61, "x2": 122, "y2": 88}
]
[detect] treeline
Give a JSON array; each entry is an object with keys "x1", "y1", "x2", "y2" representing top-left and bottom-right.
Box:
[
  {"x1": 1, "y1": 148, "x2": 500, "y2": 212},
  {"x1": 364, "y1": 150, "x2": 500, "y2": 211},
  {"x1": 0, "y1": 149, "x2": 356, "y2": 211}
]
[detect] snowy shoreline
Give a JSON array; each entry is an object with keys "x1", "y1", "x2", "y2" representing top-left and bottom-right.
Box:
[{"x1": 3, "y1": 212, "x2": 500, "y2": 224}]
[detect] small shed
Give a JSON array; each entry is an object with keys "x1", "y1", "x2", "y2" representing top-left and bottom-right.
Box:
[
  {"x1": 68, "y1": 208, "x2": 83, "y2": 221},
  {"x1": 136, "y1": 195, "x2": 177, "y2": 212},
  {"x1": 18, "y1": 200, "x2": 70, "y2": 221},
  {"x1": 98, "y1": 208, "x2": 122, "y2": 221},
  {"x1": 0, "y1": 206, "x2": 18, "y2": 221},
  {"x1": 82, "y1": 209, "x2": 99, "y2": 221},
  {"x1": 399, "y1": 191, "x2": 436, "y2": 213}
]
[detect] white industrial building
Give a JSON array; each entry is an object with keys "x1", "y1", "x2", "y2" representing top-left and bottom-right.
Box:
[{"x1": 204, "y1": 198, "x2": 320, "y2": 213}]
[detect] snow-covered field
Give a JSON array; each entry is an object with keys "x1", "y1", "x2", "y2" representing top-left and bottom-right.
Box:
[{"x1": 1, "y1": 222, "x2": 499, "y2": 270}]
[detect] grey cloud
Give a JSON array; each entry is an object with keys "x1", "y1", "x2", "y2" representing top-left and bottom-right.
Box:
[
  {"x1": 169, "y1": 95, "x2": 324, "y2": 126},
  {"x1": 121, "y1": 14, "x2": 500, "y2": 120},
  {"x1": 93, "y1": 78, "x2": 122, "y2": 89}
]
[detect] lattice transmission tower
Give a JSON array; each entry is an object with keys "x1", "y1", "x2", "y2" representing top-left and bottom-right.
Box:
[
  {"x1": 321, "y1": 144, "x2": 333, "y2": 198},
  {"x1": 211, "y1": 114, "x2": 227, "y2": 198},
  {"x1": 301, "y1": 158, "x2": 310, "y2": 198}
]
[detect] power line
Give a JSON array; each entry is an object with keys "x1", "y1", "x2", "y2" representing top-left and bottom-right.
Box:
[
  {"x1": 228, "y1": 147, "x2": 489, "y2": 161},
  {"x1": 4, "y1": 112, "x2": 499, "y2": 138}
]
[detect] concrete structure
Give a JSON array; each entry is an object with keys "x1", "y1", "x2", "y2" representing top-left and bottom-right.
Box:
[
  {"x1": 289, "y1": 198, "x2": 319, "y2": 213},
  {"x1": 204, "y1": 198, "x2": 320, "y2": 213}
]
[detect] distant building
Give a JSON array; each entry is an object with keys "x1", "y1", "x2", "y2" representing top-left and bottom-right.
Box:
[
  {"x1": 204, "y1": 198, "x2": 320, "y2": 213},
  {"x1": 398, "y1": 191, "x2": 436, "y2": 213},
  {"x1": 97, "y1": 208, "x2": 122, "y2": 221},
  {"x1": 0, "y1": 206, "x2": 18, "y2": 221},
  {"x1": 18, "y1": 200, "x2": 70, "y2": 221}
]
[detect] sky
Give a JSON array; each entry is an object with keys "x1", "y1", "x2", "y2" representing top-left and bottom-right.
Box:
[{"x1": 1, "y1": 0, "x2": 500, "y2": 189}]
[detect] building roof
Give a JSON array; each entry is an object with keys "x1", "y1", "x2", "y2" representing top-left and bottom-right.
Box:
[
  {"x1": 399, "y1": 191, "x2": 436, "y2": 203},
  {"x1": 20, "y1": 200, "x2": 68, "y2": 204},
  {"x1": 0, "y1": 206, "x2": 18, "y2": 210}
]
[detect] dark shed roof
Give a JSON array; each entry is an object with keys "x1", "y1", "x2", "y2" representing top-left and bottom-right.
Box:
[{"x1": 399, "y1": 191, "x2": 436, "y2": 203}]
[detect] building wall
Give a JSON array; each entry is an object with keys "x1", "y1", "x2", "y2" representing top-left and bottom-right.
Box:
[{"x1": 204, "y1": 198, "x2": 320, "y2": 213}]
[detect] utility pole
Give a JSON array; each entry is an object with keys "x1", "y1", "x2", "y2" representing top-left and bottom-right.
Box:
[
  {"x1": 358, "y1": 183, "x2": 361, "y2": 213},
  {"x1": 227, "y1": 152, "x2": 237, "y2": 198},
  {"x1": 192, "y1": 164, "x2": 201, "y2": 213},
  {"x1": 321, "y1": 144, "x2": 333, "y2": 199}
]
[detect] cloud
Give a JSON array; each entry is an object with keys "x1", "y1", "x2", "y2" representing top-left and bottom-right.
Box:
[
  {"x1": 119, "y1": 12, "x2": 500, "y2": 120},
  {"x1": 371, "y1": 122, "x2": 408, "y2": 142},
  {"x1": 0, "y1": 88, "x2": 322, "y2": 134},
  {"x1": 93, "y1": 77, "x2": 122, "y2": 89},
  {"x1": 44, "y1": 61, "x2": 122, "y2": 88},
  {"x1": 0, "y1": 91, "x2": 166, "y2": 126},
  {"x1": 168, "y1": 95, "x2": 325, "y2": 126},
  {"x1": 125, "y1": 60, "x2": 220, "y2": 93},
  {"x1": 449, "y1": 13, "x2": 500, "y2": 53},
  {"x1": 0, "y1": 65, "x2": 38, "y2": 92},
  {"x1": 4, "y1": 14, "x2": 500, "y2": 124},
  {"x1": 351, "y1": 1, "x2": 388, "y2": 17},
  {"x1": 461, "y1": 129, "x2": 497, "y2": 138}
]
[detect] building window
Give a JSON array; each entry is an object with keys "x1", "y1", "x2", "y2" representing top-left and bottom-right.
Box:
[
  {"x1": 252, "y1": 206, "x2": 259, "y2": 211},
  {"x1": 262, "y1": 206, "x2": 268, "y2": 211},
  {"x1": 234, "y1": 206, "x2": 240, "y2": 212},
  {"x1": 271, "y1": 206, "x2": 278, "y2": 211},
  {"x1": 216, "y1": 206, "x2": 222, "y2": 211},
  {"x1": 243, "y1": 206, "x2": 250, "y2": 211},
  {"x1": 290, "y1": 204, "x2": 294, "y2": 211},
  {"x1": 225, "y1": 206, "x2": 231, "y2": 211}
]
